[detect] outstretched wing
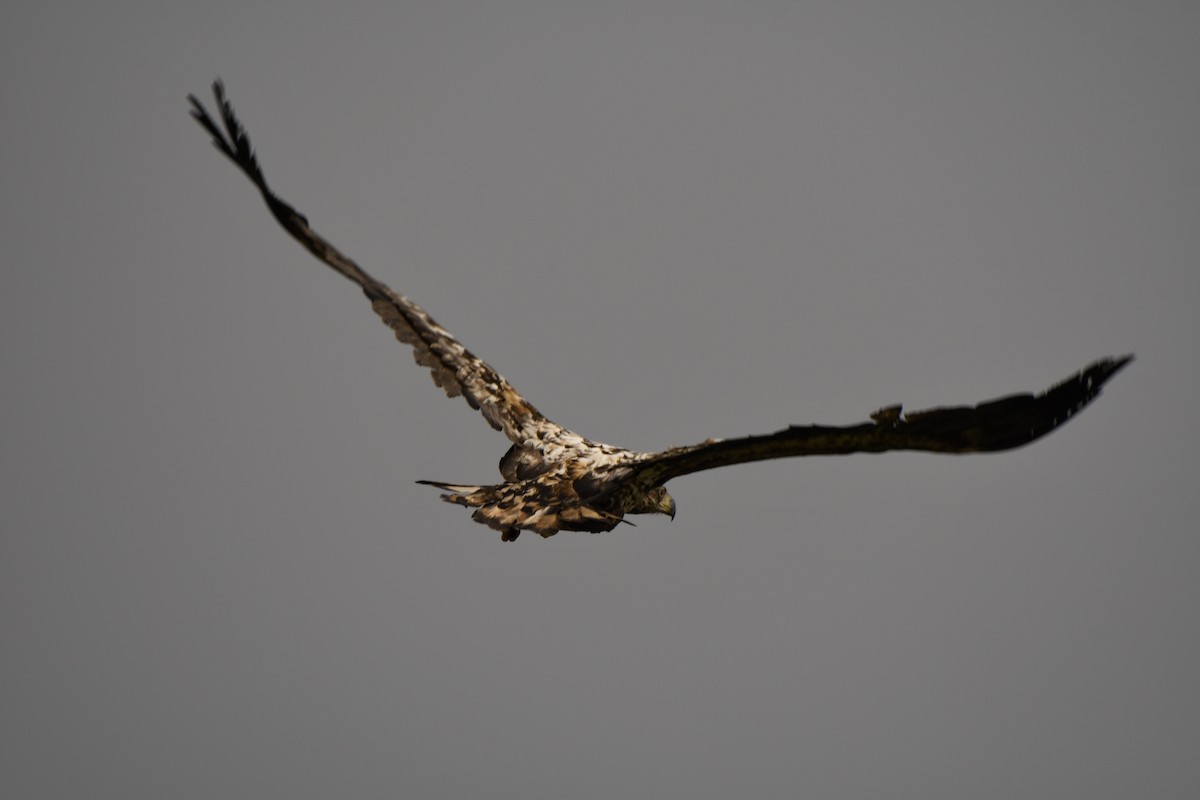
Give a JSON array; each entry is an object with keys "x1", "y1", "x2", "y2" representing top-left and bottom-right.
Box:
[
  {"x1": 188, "y1": 81, "x2": 560, "y2": 445},
  {"x1": 621, "y1": 356, "x2": 1132, "y2": 488}
]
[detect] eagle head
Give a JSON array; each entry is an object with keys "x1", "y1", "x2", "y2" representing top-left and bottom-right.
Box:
[{"x1": 641, "y1": 485, "x2": 676, "y2": 520}]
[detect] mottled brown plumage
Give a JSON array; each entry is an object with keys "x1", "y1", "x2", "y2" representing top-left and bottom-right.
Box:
[{"x1": 190, "y1": 81, "x2": 1131, "y2": 541}]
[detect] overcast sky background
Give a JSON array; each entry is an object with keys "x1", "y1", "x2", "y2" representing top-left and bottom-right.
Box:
[{"x1": 3, "y1": 2, "x2": 1197, "y2": 797}]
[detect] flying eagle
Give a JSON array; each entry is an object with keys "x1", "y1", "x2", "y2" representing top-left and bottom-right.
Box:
[{"x1": 189, "y1": 82, "x2": 1131, "y2": 541}]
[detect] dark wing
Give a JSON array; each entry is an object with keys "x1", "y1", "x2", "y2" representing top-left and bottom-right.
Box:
[
  {"x1": 622, "y1": 356, "x2": 1132, "y2": 488},
  {"x1": 188, "y1": 81, "x2": 561, "y2": 445}
]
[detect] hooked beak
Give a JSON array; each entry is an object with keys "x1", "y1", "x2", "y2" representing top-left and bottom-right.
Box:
[{"x1": 661, "y1": 495, "x2": 676, "y2": 521}]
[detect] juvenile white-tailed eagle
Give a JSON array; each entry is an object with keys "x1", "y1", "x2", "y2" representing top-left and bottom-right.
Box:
[{"x1": 190, "y1": 82, "x2": 1131, "y2": 541}]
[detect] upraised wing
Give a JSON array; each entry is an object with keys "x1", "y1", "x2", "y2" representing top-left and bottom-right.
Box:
[
  {"x1": 618, "y1": 356, "x2": 1132, "y2": 489},
  {"x1": 189, "y1": 81, "x2": 559, "y2": 445}
]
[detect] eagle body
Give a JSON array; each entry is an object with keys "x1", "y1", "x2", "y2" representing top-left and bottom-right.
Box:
[
  {"x1": 422, "y1": 441, "x2": 651, "y2": 540},
  {"x1": 190, "y1": 82, "x2": 1130, "y2": 541}
]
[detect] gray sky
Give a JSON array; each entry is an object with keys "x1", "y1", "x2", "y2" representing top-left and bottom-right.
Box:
[{"x1": 3, "y1": 2, "x2": 1197, "y2": 797}]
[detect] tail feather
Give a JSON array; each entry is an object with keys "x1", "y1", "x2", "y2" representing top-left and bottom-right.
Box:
[
  {"x1": 415, "y1": 479, "x2": 485, "y2": 494},
  {"x1": 415, "y1": 479, "x2": 497, "y2": 508}
]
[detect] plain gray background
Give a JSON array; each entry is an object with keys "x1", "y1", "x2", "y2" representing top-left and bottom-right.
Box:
[{"x1": 3, "y1": 2, "x2": 1197, "y2": 797}]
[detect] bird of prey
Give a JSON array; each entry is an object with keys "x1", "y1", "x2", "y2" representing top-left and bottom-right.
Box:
[{"x1": 189, "y1": 81, "x2": 1131, "y2": 541}]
